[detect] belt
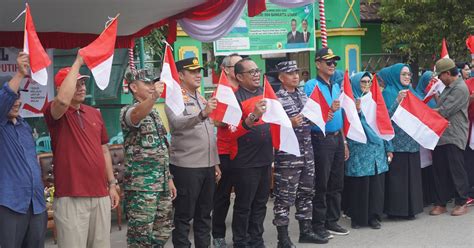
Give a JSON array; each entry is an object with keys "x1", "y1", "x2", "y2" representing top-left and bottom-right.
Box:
[{"x1": 311, "y1": 131, "x2": 340, "y2": 137}]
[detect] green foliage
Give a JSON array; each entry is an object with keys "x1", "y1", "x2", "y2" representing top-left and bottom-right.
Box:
[
  {"x1": 134, "y1": 26, "x2": 169, "y2": 67},
  {"x1": 379, "y1": 0, "x2": 474, "y2": 67}
]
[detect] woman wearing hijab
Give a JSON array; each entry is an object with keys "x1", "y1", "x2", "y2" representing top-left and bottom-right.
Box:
[
  {"x1": 414, "y1": 71, "x2": 437, "y2": 206},
  {"x1": 379, "y1": 63, "x2": 424, "y2": 219},
  {"x1": 345, "y1": 72, "x2": 393, "y2": 229}
]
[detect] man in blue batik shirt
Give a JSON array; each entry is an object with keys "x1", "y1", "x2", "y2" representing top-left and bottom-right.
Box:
[
  {"x1": 304, "y1": 48, "x2": 350, "y2": 242},
  {"x1": 0, "y1": 52, "x2": 47, "y2": 248}
]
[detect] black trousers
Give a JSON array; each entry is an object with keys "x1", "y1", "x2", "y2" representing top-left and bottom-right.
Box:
[
  {"x1": 170, "y1": 165, "x2": 215, "y2": 248},
  {"x1": 346, "y1": 173, "x2": 385, "y2": 226},
  {"x1": 310, "y1": 132, "x2": 345, "y2": 228},
  {"x1": 212, "y1": 154, "x2": 233, "y2": 239},
  {"x1": 0, "y1": 204, "x2": 47, "y2": 248},
  {"x1": 231, "y1": 165, "x2": 271, "y2": 248},
  {"x1": 432, "y1": 145, "x2": 470, "y2": 206},
  {"x1": 464, "y1": 145, "x2": 474, "y2": 198}
]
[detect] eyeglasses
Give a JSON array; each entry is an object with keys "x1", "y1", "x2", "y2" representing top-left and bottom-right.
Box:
[
  {"x1": 240, "y1": 69, "x2": 262, "y2": 77},
  {"x1": 401, "y1": 72, "x2": 413, "y2": 77},
  {"x1": 360, "y1": 80, "x2": 372, "y2": 85},
  {"x1": 325, "y1": 60, "x2": 337, "y2": 67}
]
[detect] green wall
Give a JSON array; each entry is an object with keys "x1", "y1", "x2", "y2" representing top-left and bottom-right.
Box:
[{"x1": 361, "y1": 23, "x2": 382, "y2": 54}]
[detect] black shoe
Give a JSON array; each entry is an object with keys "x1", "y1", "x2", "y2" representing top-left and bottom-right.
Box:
[
  {"x1": 298, "y1": 221, "x2": 329, "y2": 244},
  {"x1": 404, "y1": 215, "x2": 416, "y2": 220},
  {"x1": 326, "y1": 223, "x2": 350, "y2": 235},
  {"x1": 351, "y1": 221, "x2": 360, "y2": 229},
  {"x1": 276, "y1": 226, "x2": 296, "y2": 248},
  {"x1": 369, "y1": 219, "x2": 381, "y2": 229},
  {"x1": 313, "y1": 225, "x2": 333, "y2": 239}
]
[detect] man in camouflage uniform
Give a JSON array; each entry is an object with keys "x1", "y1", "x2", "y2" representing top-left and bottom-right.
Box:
[
  {"x1": 273, "y1": 61, "x2": 328, "y2": 247},
  {"x1": 120, "y1": 69, "x2": 177, "y2": 248}
]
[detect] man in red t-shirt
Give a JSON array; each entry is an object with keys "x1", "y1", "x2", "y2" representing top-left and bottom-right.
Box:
[
  {"x1": 43, "y1": 53, "x2": 119, "y2": 248},
  {"x1": 212, "y1": 53, "x2": 242, "y2": 248}
]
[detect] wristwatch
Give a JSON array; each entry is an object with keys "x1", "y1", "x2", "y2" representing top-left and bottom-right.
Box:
[
  {"x1": 248, "y1": 113, "x2": 259, "y2": 122},
  {"x1": 108, "y1": 179, "x2": 118, "y2": 187}
]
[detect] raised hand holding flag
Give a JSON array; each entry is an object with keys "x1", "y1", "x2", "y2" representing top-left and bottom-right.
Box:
[
  {"x1": 301, "y1": 82, "x2": 330, "y2": 135},
  {"x1": 160, "y1": 45, "x2": 185, "y2": 116},
  {"x1": 209, "y1": 72, "x2": 242, "y2": 126},
  {"x1": 339, "y1": 71, "x2": 367, "y2": 143}
]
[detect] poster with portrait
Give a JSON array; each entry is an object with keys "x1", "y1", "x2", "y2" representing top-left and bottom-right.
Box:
[
  {"x1": 214, "y1": 1, "x2": 315, "y2": 56},
  {"x1": 0, "y1": 47, "x2": 54, "y2": 118}
]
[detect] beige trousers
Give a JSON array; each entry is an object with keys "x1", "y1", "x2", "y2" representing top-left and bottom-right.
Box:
[{"x1": 53, "y1": 196, "x2": 111, "y2": 248}]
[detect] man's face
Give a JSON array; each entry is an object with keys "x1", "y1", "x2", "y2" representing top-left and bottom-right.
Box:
[
  {"x1": 7, "y1": 98, "x2": 21, "y2": 120},
  {"x1": 130, "y1": 80, "x2": 155, "y2": 100},
  {"x1": 399, "y1": 67, "x2": 411, "y2": 86},
  {"x1": 180, "y1": 69, "x2": 202, "y2": 90},
  {"x1": 279, "y1": 71, "x2": 300, "y2": 89},
  {"x1": 224, "y1": 56, "x2": 243, "y2": 81},
  {"x1": 302, "y1": 20, "x2": 308, "y2": 31},
  {"x1": 237, "y1": 60, "x2": 261, "y2": 90},
  {"x1": 71, "y1": 78, "x2": 87, "y2": 104},
  {"x1": 291, "y1": 21, "x2": 297, "y2": 31},
  {"x1": 316, "y1": 59, "x2": 336, "y2": 77}
]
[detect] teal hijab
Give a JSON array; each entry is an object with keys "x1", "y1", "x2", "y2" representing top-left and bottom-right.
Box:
[
  {"x1": 350, "y1": 72, "x2": 383, "y2": 145},
  {"x1": 415, "y1": 71, "x2": 436, "y2": 108},
  {"x1": 378, "y1": 63, "x2": 418, "y2": 108}
]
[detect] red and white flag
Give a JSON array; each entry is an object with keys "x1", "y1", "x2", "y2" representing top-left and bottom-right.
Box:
[
  {"x1": 23, "y1": 3, "x2": 51, "y2": 86},
  {"x1": 160, "y1": 45, "x2": 185, "y2": 116},
  {"x1": 360, "y1": 75, "x2": 394, "y2": 141},
  {"x1": 209, "y1": 72, "x2": 242, "y2": 126},
  {"x1": 301, "y1": 83, "x2": 330, "y2": 134},
  {"x1": 392, "y1": 91, "x2": 449, "y2": 150},
  {"x1": 339, "y1": 71, "x2": 367, "y2": 143},
  {"x1": 423, "y1": 77, "x2": 445, "y2": 103},
  {"x1": 466, "y1": 35, "x2": 474, "y2": 59},
  {"x1": 441, "y1": 38, "x2": 449, "y2": 59},
  {"x1": 79, "y1": 15, "x2": 118, "y2": 90},
  {"x1": 262, "y1": 76, "x2": 300, "y2": 156}
]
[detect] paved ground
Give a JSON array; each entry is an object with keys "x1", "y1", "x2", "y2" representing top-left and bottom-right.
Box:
[{"x1": 46, "y1": 198, "x2": 474, "y2": 248}]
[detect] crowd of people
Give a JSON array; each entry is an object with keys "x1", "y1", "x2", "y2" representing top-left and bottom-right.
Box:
[{"x1": 1, "y1": 46, "x2": 473, "y2": 248}]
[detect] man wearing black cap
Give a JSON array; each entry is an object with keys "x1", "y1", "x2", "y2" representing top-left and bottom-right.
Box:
[
  {"x1": 273, "y1": 60, "x2": 328, "y2": 247},
  {"x1": 304, "y1": 48, "x2": 350, "y2": 239},
  {"x1": 165, "y1": 57, "x2": 220, "y2": 248},
  {"x1": 430, "y1": 58, "x2": 471, "y2": 216},
  {"x1": 0, "y1": 52, "x2": 48, "y2": 248}
]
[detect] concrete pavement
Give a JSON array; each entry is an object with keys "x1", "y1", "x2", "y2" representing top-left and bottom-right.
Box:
[{"x1": 45, "y1": 198, "x2": 474, "y2": 247}]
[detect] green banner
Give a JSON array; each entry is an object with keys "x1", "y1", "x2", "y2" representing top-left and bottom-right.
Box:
[{"x1": 214, "y1": 2, "x2": 315, "y2": 56}]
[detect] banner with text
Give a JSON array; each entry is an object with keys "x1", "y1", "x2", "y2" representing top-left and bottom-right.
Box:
[
  {"x1": 214, "y1": 2, "x2": 315, "y2": 56},
  {"x1": 0, "y1": 47, "x2": 54, "y2": 118}
]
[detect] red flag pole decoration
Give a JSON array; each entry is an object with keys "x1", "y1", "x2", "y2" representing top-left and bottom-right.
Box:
[
  {"x1": 209, "y1": 72, "x2": 242, "y2": 126},
  {"x1": 338, "y1": 71, "x2": 367, "y2": 143},
  {"x1": 318, "y1": 0, "x2": 328, "y2": 48},
  {"x1": 391, "y1": 91, "x2": 449, "y2": 150},
  {"x1": 23, "y1": 3, "x2": 51, "y2": 86},
  {"x1": 301, "y1": 83, "x2": 330, "y2": 135},
  {"x1": 360, "y1": 75, "x2": 394, "y2": 141},
  {"x1": 160, "y1": 44, "x2": 185, "y2": 116},
  {"x1": 79, "y1": 14, "x2": 119, "y2": 90},
  {"x1": 262, "y1": 76, "x2": 300, "y2": 156},
  {"x1": 441, "y1": 38, "x2": 449, "y2": 59}
]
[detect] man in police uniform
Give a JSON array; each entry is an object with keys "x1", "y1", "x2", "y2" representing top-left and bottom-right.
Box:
[
  {"x1": 165, "y1": 57, "x2": 220, "y2": 248},
  {"x1": 120, "y1": 69, "x2": 176, "y2": 248},
  {"x1": 273, "y1": 61, "x2": 328, "y2": 247}
]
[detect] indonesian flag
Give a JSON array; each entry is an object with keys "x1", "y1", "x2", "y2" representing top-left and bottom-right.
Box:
[
  {"x1": 338, "y1": 71, "x2": 367, "y2": 143},
  {"x1": 392, "y1": 91, "x2": 449, "y2": 150},
  {"x1": 209, "y1": 72, "x2": 242, "y2": 126},
  {"x1": 160, "y1": 45, "x2": 185, "y2": 116},
  {"x1": 467, "y1": 35, "x2": 474, "y2": 58},
  {"x1": 23, "y1": 4, "x2": 51, "y2": 86},
  {"x1": 423, "y1": 77, "x2": 445, "y2": 103},
  {"x1": 441, "y1": 38, "x2": 449, "y2": 59},
  {"x1": 79, "y1": 15, "x2": 118, "y2": 90},
  {"x1": 262, "y1": 76, "x2": 300, "y2": 156},
  {"x1": 301, "y1": 83, "x2": 330, "y2": 134},
  {"x1": 360, "y1": 75, "x2": 394, "y2": 141}
]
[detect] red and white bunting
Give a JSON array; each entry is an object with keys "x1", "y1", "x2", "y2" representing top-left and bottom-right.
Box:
[
  {"x1": 392, "y1": 91, "x2": 449, "y2": 150},
  {"x1": 209, "y1": 72, "x2": 242, "y2": 126},
  {"x1": 262, "y1": 76, "x2": 300, "y2": 156},
  {"x1": 79, "y1": 15, "x2": 118, "y2": 90},
  {"x1": 160, "y1": 45, "x2": 185, "y2": 116},
  {"x1": 301, "y1": 83, "x2": 329, "y2": 134},
  {"x1": 339, "y1": 71, "x2": 367, "y2": 143},
  {"x1": 23, "y1": 3, "x2": 51, "y2": 86},
  {"x1": 360, "y1": 75, "x2": 394, "y2": 141}
]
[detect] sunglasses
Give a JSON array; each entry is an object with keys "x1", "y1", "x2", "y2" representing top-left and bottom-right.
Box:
[{"x1": 318, "y1": 60, "x2": 337, "y2": 67}]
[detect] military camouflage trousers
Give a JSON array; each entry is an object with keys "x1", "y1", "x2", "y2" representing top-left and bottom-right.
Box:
[
  {"x1": 125, "y1": 190, "x2": 174, "y2": 248},
  {"x1": 273, "y1": 165, "x2": 315, "y2": 226}
]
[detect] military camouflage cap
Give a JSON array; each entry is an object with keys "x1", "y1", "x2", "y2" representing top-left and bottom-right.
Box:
[
  {"x1": 275, "y1": 60, "x2": 300, "y2": 73},
  {"x1": 125, "y1": 69, "x2": 155, "y2": 84}
]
